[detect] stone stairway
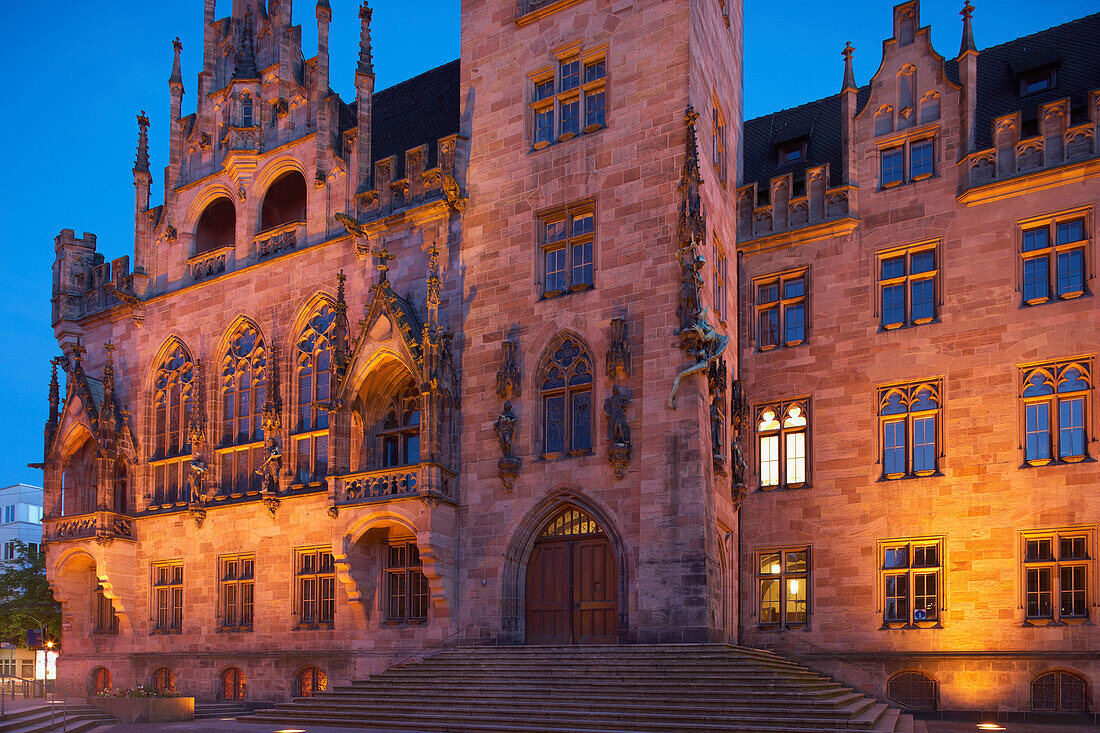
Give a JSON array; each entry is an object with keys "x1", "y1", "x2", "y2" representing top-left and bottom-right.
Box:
[
  {"x1": 247, "y1": 644, "x2": 913, "y2": 732},
  {"x1": 0, "y1": 701, "x2": 117, "y2": 733},
  {"x1": 195, "y1": 700, "x2": 253, "y2": 719}
]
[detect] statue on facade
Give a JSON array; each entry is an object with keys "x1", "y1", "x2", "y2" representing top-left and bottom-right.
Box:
[
  {"x1": 668, "y1": 308, "x2": 729, "y2": 409},
  {"x1": 605, "y1": 385, "x2": 632, "y2": 480},
  {"x1": 187, "y1": 455, "x2": 208, "y2": 503},
  {"x1": 674, "y1": 239, "x2": 706, "y2": 336},
  {"x1": 494, "y1": 401, "x2": 521, "y2": 491},
  {"x1": 256, "y1": 437, "x2": 282, "y2": 494}
]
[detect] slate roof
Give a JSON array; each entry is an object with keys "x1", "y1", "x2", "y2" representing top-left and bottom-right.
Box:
[
  {"x1": 341, "y1": 59, "x2": 461, "y2": 185},
  {"x1": 741, "y1": 12, "x2": 1100, "y2": 191}
]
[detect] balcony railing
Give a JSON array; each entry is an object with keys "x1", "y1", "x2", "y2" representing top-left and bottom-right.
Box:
[
  {"x1": 254, "y1": 221, "x2": 303, "y2": 259},
  {"x1": 187, "y1": 244, "x2": 233, "y2": 281},
  {"x1": 44, "y1": 511, "x2": 135, "y2": 545},
  {"x1": 334, "y1": 463, "x2": 457, "y2": 507}
]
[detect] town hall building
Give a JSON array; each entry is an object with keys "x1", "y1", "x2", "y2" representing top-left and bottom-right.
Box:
[{"x1": 38, "y1": 0, "x2": 1098, "y2": 722}]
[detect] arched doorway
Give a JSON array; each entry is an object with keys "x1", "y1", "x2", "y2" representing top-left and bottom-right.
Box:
[{"x1": 525, "y1": 505, "x2": 616, "y2": 644}]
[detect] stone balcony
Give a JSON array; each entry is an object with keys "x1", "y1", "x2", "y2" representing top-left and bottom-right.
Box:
[
  {"x1": 333, "y1": 463, "x2": 457, "y2": 509},
  {"x1": 186, "y1": 244, "x2": 233, "y2": 282},
  {"x1": 254, "y1": 220, "x2": 304, "y2": 260},
  {"x1": 44, "y1": 511, "x2": 135, "y2": 547}
]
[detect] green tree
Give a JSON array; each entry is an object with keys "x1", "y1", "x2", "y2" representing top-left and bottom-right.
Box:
[{"x1": 0, "y1": 541, "x2": 61, "y2": 647}]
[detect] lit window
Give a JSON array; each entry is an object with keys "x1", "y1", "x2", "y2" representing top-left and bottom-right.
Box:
[
  {"x1": 1021, "y1": 529, "x2": 1092, "y2": 623},
  {"x1": 539, "y1": 201, "x2": 596, "y2": 297},
  {"x1": 152, "y1": 667, "x2": 176, "y2": 694},
  {"x1": 386, "y1": 540, "x2": 429, "y2": 624},
  {"x1": 151, "y1": 343, "x2": 194, "y2": 506},
  {"x1": 880, "y1": 538, "x2": 943, "y2": 627},
  {"x1": 878, "y1": 380, "x2": 942, "y2": 478},
  {"x1": 294, "y1": 304, "x2": 335, "y2": 484},
  {"x1": 539, "y1": 336, "x2": 594, "y2": 459},
  {"x1": 877, "y1": 242, "x2": 939, "y2": 329},
  {"x1": 529, "y1": 50, "x2": 607, "y2": 149},
  {"x1": 1018, "y1": 212, "x2": 1090, "y2": 306},
  {"x1": 1019, "y1": 358, "x2": 1092, "y2": 465},
  {"x1": 756, "y1": 547, "x2": 809, "y2": 627},
  {"x1": 219, "y1": 554, "x2": 255, "y2": 631},
  {"x1": 755, "y1": 401, "x2": 809, "y2": 489},
  {"x1": 755, "y1": 269, "x2": 808, "y2": 349},
  {"x1": 297, "y1": 667, "x2": 327, "y2": 697},
  {"x1": 152, "y1": 561, "x2": 184, "y2": 632},
  {"x1": 296, "y1": 547, "x2": 335, "y2": 627},
  {"x1": 218, "y1": 324, "x2": 267, "y2": 495}
]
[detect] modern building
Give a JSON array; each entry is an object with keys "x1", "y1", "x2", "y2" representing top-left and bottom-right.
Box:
[
  {"x1": 0, "y1": 484, "x2": 44, "y2": 562},
  {"x1": 36, "y1": 0, "x2": 1097, "y2": 721}
]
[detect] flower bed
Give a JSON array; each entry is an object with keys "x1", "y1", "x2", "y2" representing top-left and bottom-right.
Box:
[{"x1": 93, "y1": 688, "x2": 194, "y2": 723}]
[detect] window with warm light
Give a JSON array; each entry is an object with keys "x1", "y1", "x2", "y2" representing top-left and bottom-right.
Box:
[
  {"x1": 756, "y1": 547, "x2": 810, "y2": 627},
  {"x1": 1021, "y1": 528, "x2": 1093, "y2": 624},
  {"x1": 878, "y1": 380, "x2": 943, "y2": 479},
  {"x1": 1018, "y1": 358, "x2": 1092, "y2": 466},
  {"x1": 529, "y1": 47, "x2": 607, "y2": 150},
  {"x1": 754, "y1": 269, "x2": 809, "y2": 349},
  {"x1": 1031, "y1": 670, "x2": 1088, "y2": 712},
  {"x1": 295, "y1": 547, "x2": 335, "y2": 627},
  {"x1": 152, "y1": 561, "x2": 183, "y2": 632},
  {"x1": 755, "y1": 400, "x2": 809, "y2": 489},
  {"x1": 1018, "y1": 209, "x2": 1091, "y2": 306},
  {"x1": 879, "y1": 537, "x2": 943, "y2": 628},
  {"x1": 877, "y1": 242, "x2": 939, "y2": 329}
]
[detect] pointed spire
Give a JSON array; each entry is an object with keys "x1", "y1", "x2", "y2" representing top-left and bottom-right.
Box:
[
  {"x1": 169, "y1": 37, "x2": 184, "y2": 89},
  {"x1": 332, "y1": 270, "x2": 351, "y2": 391},
  {"x1": 677, "y1": 106, "x2": 705, "y2": 249},
  {"x1": 358, "y1": 2, "x2": 374, "y2": 76},
  {"x1": 71, "y1": 340, "x2": 86, "y2": 375},
  {"x1": 959, "y1": 0, "x2": 977, "y2": 56},
  {"x1": 841, "y1": 42, "x2": 857, "y2": 92},
  {"x1": 233, "y1": 7, "x2": 259, "y2": 80},
  {"x1": 134, "y1": 111, "x2": 150, "y2": 176},
  {"x1": 261, "y1": 343, "x2": 282, "y2": 433},
  {"x1": 47, "y1": 358, "x2": 61, "y2": 425},
  {"x1": 103, "y1": 341, "x2": 115, "y2": 391}
]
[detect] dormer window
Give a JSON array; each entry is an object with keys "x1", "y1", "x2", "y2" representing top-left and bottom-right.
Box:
[
  {"x1": 777, "y1": 139, "x2": 806, "y2": 166},
  {"x1": 1019, "y1": 67, "x2": 1057, "y2": 97}
]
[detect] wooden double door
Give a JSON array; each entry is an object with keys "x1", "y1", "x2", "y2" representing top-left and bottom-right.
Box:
[{"x1": 525, "y1": 534, "x2": 617, "y2": 644}]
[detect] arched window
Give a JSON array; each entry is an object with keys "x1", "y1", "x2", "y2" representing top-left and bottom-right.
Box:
[
  {"x1": 220, "y1": 324, "x2": 266, "y2": 493},
  {"x1": 887, "y1": 671, "x2": 937, "y2": 710},
  {"x1": 294, "y1": 304, "x2": 334, "y2": 483},
  {"x1": 260, "y1": 171, "x2": 307, "y2": 232},
  {"x1": 541, "y1": 506, "x2": 605, "y2": 537},
  {"x1": 379, "y1": 386, "x2": 420, "y2": 469},
  {"x1": 195, "y1": 197, "x2": 237, "y2": 255},
  {"x1": 112, "y1": 460, "x2": 128, "y2": 514},
  {"x1": 220, "y1": 666, "x2": 247, "y2": 700},
  {"x1": 152, "y1": 344, "x2": 194, "y2": 505},
  {"x1": 539, "y1": 336, "x2": 594, "y2": 458},
  {"x1": 1021, "y1": 360, "x2": 1092, "y2": 465},
  {"x1": 297, "y1": 667, "x2": 327, "y2": 697},
  {"x1": 152, "y1": 667, "x2": 176, "y2": 694},
  {"x1": 1031, "y1": 670, "x2": 1088, "y2": 712},
  {"x1": 62, "y1": 437, "x2": 96, "y2": 516},
  {"x1": 878, "y1": 381, "x2": 942, "y2": 479},
  {"x1": 756, "y1": 401, "x2": 808, "y2": 489},
  {"x1": 91, "y1": 667, "x2": 112, "y2": 695}
]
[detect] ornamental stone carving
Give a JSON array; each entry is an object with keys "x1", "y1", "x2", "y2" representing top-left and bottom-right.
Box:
[
  {"x1": 606, "y1": 318, "x2": 630, "y2": 379},
  {"x1": 605, "y1": 385, "x2": 632, "y2": 479},
  {"x1": 496, "y1": 340, "x2": 521, "y2": 399}
]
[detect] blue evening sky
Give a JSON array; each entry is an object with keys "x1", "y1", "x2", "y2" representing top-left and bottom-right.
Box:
[{"x1": 0, "y1": 0, "x2": 1090, "y2": 485}]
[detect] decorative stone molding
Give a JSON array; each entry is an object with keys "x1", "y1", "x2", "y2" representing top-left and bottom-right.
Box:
[
  {"x1": 496, "y1": 341, "x2": 521, "y2": 399},
  {"x1": 255, "y1": 223, "x2": 299, "y2": 258},
  {"x1": 606, "y1": 318, "x2": 630, "y2": 379},
  {"x1": 187, "y1": 246, "x2": 231, "y2": 281}
]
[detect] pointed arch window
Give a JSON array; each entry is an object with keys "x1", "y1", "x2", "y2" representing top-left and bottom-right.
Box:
[
  {"x1": 878, "y1": 380, "x2": 943, "y2": 479},
  {"x1": 1020, "y1": 358, "x2": 1092, "y2": 465},
  {"x1": 294, "y1": 304, "x2": 335, "y2": 484},
  {"x1": 61, "y1": 438, "x2": 97, "y2": 516},
  {"x1": 539, "y1": 337, "x2": 594, "y2": 459},
  {"x1": 151, "y1": 344, "x2": 194, "y2": 506},
  {"x1": 219, "y1": 325, "x2": 266, "y2": 494},
  {"x1": 756, "y1": 400, "x2": 809, "y2": 489},
  {"x1": 379, "y1": 388, "x2": 421, "y2": 468}
]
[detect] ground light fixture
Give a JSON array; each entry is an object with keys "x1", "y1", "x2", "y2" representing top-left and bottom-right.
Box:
[
  {"x1": 976, "y1": 724, "x2": 1006, "y2": 731},
  {"x1": 273, "y1": 729, "x2": 307, "y2": 733}
]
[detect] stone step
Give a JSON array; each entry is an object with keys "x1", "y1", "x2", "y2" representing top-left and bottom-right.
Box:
[
  {"x1": 0, "y1": 705, "x2": 116, "y2": 733},
  {"x1": 369, "y1": 669, "x2": 829, "y2": 685},
  {"x1": 351, "y1": 677, "x2": 847, "y2": 694},
  {"x1": 195, "y1": 700, "x2": 253, "y2": 719},
  {"x1": 397, "y1": 660, "x2": 814, "y2": 675}
]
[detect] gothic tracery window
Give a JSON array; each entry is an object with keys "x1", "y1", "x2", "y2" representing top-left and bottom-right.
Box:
[
  {"x1": 220, "y1": 324, "x2": 266, "y2": 493},
  {"x1": 1020, "y1": 358, "x2": 1092, "y2": 465},
  {"x1": 152, "y1": 344, "x2": 193, "y2": 505},
  {"x1": 61, "y1": 437, "x2": 96, "y2": 516},
  {"x1": 539, "y1": 336, "x2": 594, "y2": 459},
  {"x1": 379, "y1": 387, "x2": 420, "y2": 468},
  {"x1": 295, "y1": 304, "x2": 334, "y2": 483}
]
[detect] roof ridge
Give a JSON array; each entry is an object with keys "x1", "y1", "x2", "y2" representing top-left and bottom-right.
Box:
[
  {"x1": 374, "y1": 58, "x2": 460, "y2": 98},
  {"x1": 745, "y1": 90, "x2": 850, "y2": 126},
  {"x1": 977, "y1": 10, "x2": 1099, "y2": 55}
]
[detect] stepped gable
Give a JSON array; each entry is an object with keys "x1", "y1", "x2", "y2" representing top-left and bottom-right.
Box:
[
  {"x1": 973, "y1": 11, "x2": 1100, "y2": 147},
  {"x1": 740, "y1": 12, "x2": 1100, "y2": 189},
  {"x1": 344, "y1": 58, "x2": 461, "y2": 184},
  {"x1": 245, "y1": 644, "x2": 914, "y2": 732}
]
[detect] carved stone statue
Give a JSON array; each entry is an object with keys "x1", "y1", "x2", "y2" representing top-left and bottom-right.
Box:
[
  {"x1": 732, "y1": 436, "x2": 747, "y2": 487},
  {"x1": 255, "y1": 437, "x2": 282, "y2": 494},
  {"x1": 187, "y1": 455, "x2": 208, "y2": 503},
  {"x1": 668, "y1": 308, "x2": 730, "y2": 409},
  {"x1": 496, "y1": 341, "x2": 521, "y2": 399},
  {"x1": 674, "y1": 240, "x2": 706, "y2": 336},
  {"x1": 605, "y1": 385, "x2": 632, "y2": 446},
  {"x1": 710, "y1": 398, "x2": 722, "y2": 458},
  {"x1": 493, "y1": 401, "x2": 517, "y2": 457}
]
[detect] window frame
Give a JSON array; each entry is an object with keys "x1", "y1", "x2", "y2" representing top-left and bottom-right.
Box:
[
  {"x1": 538, "y1": 199, "x2": 597, "y2": 299},
  {"x1": 875, "y1": 240, "x2": 941, "y2": 330},
  {"x1": 1030, "y1": 670, "x2": 1089, "y2": 713},
  {"x1": 1016, "y1": 208, "x2": 1092, "y2": 307},
  {"x1": 753, "y1": 268, "x2": 809, "y2": 350},
  {"x1": 754, "y1": 546, "x2": 811, "y2": 628},
  {"x1": 218, "y1": 553, "x2": 255, "y2": 632},
  {"x1": 754, "y1": 399, "x2": 810, "y2": 490},
  {"x1": 538, "y1": 336, "x2": 595, "y2": 460},
  {"x1": 1018, "y1": 357, "x2": 1093, "y2": 466},
  {"x1": 150, "y1": 345, "x2": 194, "y2": 506},
  {"x1": 151, "y1": 561, "x2": 184, "y2": 633},
  {"x1": 384, "y1": 539, "x2": 430, "y2": 625},
  {"x1": 217, "y1": 326, "x2": 267, "y2": 495},
  {"x1": 376, "y1": 389, "x2": 421, "y2": 469},
  {"x1": 293, "y1": 305, "x2": 336, "y2": 486},
  {"x1": 1019, "y1": 527, "x2": 1095, "y2": 625},
  {"x1": 294, "y1": 546, "x2": 335, "y2": 628},
  {"x1": 528, "y1": 45, "x2": 607, "y2": 150},
  {"x1": 712, "y1": 102, "x2": 727, "y2": 183},
  {"x1": 876, "y1": 129, "x2": 939, "y2": 189},
  {"x1": 877, "y1": 379, "x2": 944, "y2": 479},
  {"x1": 714, "y1": 242, "x2": 728, "y2": 323},
  {"x1": 878, "y1": 536, "x2": 945, "y2": 629},
  {"x1": 93, "y1": 582, "x2": 119, "y2": 634}
]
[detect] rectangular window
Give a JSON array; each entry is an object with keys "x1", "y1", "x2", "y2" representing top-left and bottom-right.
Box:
[
  {"x1": 539, "y1": 201, "x2": 596, "y2": 298},
  {"x1": 879, "y1": 538, "x2": 943, "y2": 626},
  {"x1": 877, "y1": 242, "x2": 939, "y2": 329},
  {"x1": 219, "y1": 554, "x2": 255, "y2": 630},
  {"x1": 878, "y1": 380, "x2": 943, "y2": 479},
  {"x1": 1021, "y1": 528, "x2": 1093, "y2": 623},
  {"x1": 94, "y1": 583, "x2": 118, "y2": 633},
  {"x1": 712, "y1": 104, "x2": 726, "y2": 182},
  {"x1": 1019, "y1": 211, "x2": 1091, "y2": 306},
  {"x1": 296, "y1": 547, "x2": 335, "y2": 626},
  {"x1": 530, "y1": 50, "x2": 607, "y2": 149},
  {"x1": 910, "y1": 139, "x2": 934, "y2": 179},
  {"x1": 754, "y1": 269, "x2": 809, "y2": 350},
  {"x1": 1020, "y1": 357, "x2": 1092, "y2": 465},
  {"x1": 756, "y1": 547, "x2": 810, "y2": 627},
  {"x1": 714, "y1": 245, "x2": 728, "y2": 322},
  {"x1": 881, "y1": 148, "x2": 904, "y2": 186},
  {"x1": 386, "y1": 540, "x2": 429, "y2": 623},
  {"x1": 756, "y1": 400, "x2": 809, "y2": 489},
  {"x1": 152, "y1": 561, "x2": 183, "y2": 632}
]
